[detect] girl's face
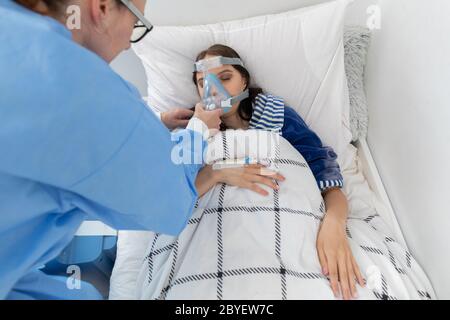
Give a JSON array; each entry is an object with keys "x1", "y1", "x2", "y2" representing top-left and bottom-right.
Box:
[{"x1": 195, "y1": 55, "x2": 247, "y2": 117}]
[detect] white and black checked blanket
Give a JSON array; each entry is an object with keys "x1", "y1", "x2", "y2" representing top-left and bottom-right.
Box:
[{"x1": 132, "y1": 130, "x2": 435, "y2": 300}]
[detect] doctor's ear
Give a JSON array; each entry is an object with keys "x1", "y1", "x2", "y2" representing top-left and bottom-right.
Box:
[{"x1": 87, "y1": 0, "x2": 116, "y2": 32}]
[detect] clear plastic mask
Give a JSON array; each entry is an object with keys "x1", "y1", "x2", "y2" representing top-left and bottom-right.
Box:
[{"x1": 202, "y1": 73, "x2": 233, "y2": 112}]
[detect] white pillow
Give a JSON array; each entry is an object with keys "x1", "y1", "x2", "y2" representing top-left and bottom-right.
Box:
[{"x1": 133, "y1": 0, "x2": 352, "y2": 162}]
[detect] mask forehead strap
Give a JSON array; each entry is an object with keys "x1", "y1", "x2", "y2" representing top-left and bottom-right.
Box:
[{"x1": 193, "y1": 56, "x2": 245, "y2": 73}]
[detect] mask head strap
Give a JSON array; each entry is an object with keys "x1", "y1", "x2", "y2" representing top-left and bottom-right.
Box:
[
  {"x1": 194, "y1": 56, "x2": 245, "y2": 73},
  {"x1": 221, "y1": 90, "x2": 250, "y2": 109}
]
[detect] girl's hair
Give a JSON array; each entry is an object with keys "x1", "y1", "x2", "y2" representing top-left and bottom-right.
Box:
[{"x1": 192, "y1": 44, "x2": 263, "y2": 130}]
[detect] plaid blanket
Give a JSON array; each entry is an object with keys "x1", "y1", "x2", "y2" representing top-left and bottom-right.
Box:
[{"x1": 135, "y1": 130, "x2": 435, "y2": 300}]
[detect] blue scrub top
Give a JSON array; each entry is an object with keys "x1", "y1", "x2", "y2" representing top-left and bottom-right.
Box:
[{"x1": 0, "y1": 0, "x2": 205, "y2": 299}]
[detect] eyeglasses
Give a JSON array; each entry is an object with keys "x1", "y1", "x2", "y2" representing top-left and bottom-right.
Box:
[{"x1": 119, "y1": 0, "x2": 154, "y2": 43}]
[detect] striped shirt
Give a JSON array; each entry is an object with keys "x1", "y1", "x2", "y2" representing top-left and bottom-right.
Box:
[{"x1": 249, "y1": 93, "x2": 344, "y2": 193}]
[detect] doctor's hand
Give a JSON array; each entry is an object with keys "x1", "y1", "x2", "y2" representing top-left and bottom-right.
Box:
[
  {"x1": 161, "y1": 108, "x2": 195, "y2": 130},
  {"x1": 193, "y1": 103, "x2": 223, "y2": 131}
]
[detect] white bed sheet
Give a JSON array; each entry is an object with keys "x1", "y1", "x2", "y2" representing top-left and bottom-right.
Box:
[{"x1": 108, "y1": 142, "x2": 428, "y2": 299}]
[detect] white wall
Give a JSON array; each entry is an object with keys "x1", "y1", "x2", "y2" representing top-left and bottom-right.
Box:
[
  {"x1": 111, "y1": 49, "x2": 147, "y2": 96},
  {"x1": 365, "y1": 0, "x2": 450, "y2": 298}
]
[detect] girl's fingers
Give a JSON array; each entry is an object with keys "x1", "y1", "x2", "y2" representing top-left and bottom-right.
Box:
[
  {"x1": 243, "y1": 169, "x2": 285, "y2": 183},
  {"x1": 250, "y1": 183, "x2": 269, "y2": 196},
  {"x1": 259, "y1": 168, "x2": 284, "y2": 179},
  {"x1": 244, "y1": 165, "x2": 286, "y2": 180},
  {"x1": 257, "y1": 171, "x2": 285, "y2": 182},
  {"x1": 337, "y1": 255, "x2": 351, "y2": 300},
  {"x1": 242, "y1": 181, "x2": 269, "y2": 196},
  {"x1": 326, "y1": 256, "x2": 340, "y2": 299},
  {"x1": 255, "y1": 175, "x2": 279, "y2": 190},
  {"x1": 317, "y1": 247, "x2": 328, "y2": 276},
  {"x1": 244, "y1": 167, "x2": 269, "y2": 175},
  {"x1": 242, "y1": 164, "x2": 286, "y2": 181},
  {"x1": 351, "y1": 255, "x2": 365, "y2": 287},
  {"x1": 244, "y1": 166, "x2": 284, "y2": 178},
  {"x1": 346, "y1": 254, "x2": 358, "y2": 299},
  {"x1": 244, "y1": 174, "x2": 279, "y2": 190},
  {"x1": 269, "y1": 173, "x2": 285, "y2": 182}
]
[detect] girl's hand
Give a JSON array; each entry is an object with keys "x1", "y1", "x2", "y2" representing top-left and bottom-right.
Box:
[
  {"x1": 214, "y1": 164, "x2": 285, "y2": 196},
  {"x1": 316, "y1": 213, "x2": 365, "y2": 300}
]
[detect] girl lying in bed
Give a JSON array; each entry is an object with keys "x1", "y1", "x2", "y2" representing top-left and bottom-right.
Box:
[{"x1": 191, "y1": 44, "x2": 365, "y2": 300}]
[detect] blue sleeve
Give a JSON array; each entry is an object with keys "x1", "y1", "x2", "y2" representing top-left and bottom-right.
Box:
[
  {"x1": 68, "y1": 106, "x2": 206, "y2": 236},
  {"x1": 0, "y1": 23, "x2": 206, "y2": 236},
  {"x1": 281, "y1": 107, "x2": 344, "y2": 192}
]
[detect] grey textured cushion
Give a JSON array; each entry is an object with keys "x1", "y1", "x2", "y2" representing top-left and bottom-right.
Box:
[{"x1": 344, "y1": 25, "x2": 372, "y2": 142}]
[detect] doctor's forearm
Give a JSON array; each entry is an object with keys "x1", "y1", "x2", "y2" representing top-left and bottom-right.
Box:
[{"x1": 322, "y1": 188, "x2": 349, "y2": 225}]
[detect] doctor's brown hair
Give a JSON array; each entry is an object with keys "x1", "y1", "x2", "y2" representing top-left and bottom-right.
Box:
[
  {"x1": 14, "y1": 0, "x2": 122, "y2": 14},
  {"x1": 193, "y1": 44, "x2": 263, "y2": 129},
  {"x1": 14, "y1": 0, "x2": 68, "y2": 13}
]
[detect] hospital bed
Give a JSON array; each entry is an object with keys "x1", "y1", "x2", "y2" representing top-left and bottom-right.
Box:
[
  {"x1": 45, "y1": 139, "x2": 406, "y2": 299},
  {"x1": 45, "y1": 0, "x2": 449, "y2": 299}
]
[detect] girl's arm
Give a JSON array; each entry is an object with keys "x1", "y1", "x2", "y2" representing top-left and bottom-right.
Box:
[
  {"x1": 195, "y1": 165, "x2": 220, "y2": 198},
  {"x1": 281, "y1": 107, "x2": 365, "y2": 299},
  {"x1": 323, "y1": 187, "x2": 348, "y2": 223},
  {"x1": 317, "y1": 187, "x2": 365, "y2": 300},
  {"x1": 282, "y1": 106, "x2": 344, "y2": 193}
]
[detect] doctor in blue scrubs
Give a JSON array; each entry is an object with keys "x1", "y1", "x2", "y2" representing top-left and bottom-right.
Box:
[{"x1": 0, "y1": 0, "x2": 223, "y2": 299}]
